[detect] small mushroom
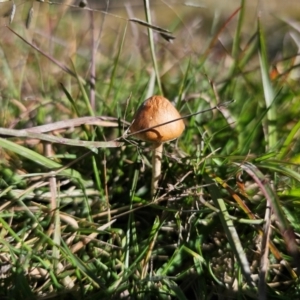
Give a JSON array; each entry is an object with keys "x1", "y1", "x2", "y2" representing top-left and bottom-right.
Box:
[{"x1": 130, "y1": 95, "x2": 185, "y2": 196}]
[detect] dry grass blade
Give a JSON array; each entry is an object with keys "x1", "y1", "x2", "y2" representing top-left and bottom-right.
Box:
[
  {"x1": 159, "y1": 32, "x2": 175, "y2": 42},
  {"x1": 129, "y1": 17, "x2": 174, "y2": 36},
  {"x1": 8, "y1": 2, "x2": 15, "y2": 24},
  {"x1": 0, "y1": 117, "x2": 125, "y2": 148},
  {"x1": 39, "y1": 1, "x2": 174, "y2": 36},
  {"x1": 258, "y1": 200, "x2": 272, "y2": 300},
  {"x1": 25, "y1": 116, "x2": 122, "y2": 133},
  {"x1": 0, "y1": 128, "x2": 122, "y2": 148}
]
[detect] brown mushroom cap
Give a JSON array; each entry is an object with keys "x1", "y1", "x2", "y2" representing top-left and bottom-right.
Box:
[{"x1": 130, "y1": 95, "x2": 185, "y2": 143}]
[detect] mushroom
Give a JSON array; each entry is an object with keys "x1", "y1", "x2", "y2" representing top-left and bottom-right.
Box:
[{"x1": 130, "y1": 95, "x2": 185, "y2": 197}]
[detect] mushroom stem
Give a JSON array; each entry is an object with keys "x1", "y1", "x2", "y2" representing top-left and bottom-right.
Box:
[
  {"x1": 151, "y1": 143, "x2": 163, "y2": 197},
  {"x1": 130, "y1": 96, "x2": 185, "y2": 197}
]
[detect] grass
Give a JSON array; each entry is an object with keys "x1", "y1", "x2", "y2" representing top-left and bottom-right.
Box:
[{"x1": 1, "y1": 0, "x2": 300, "y2": 299}]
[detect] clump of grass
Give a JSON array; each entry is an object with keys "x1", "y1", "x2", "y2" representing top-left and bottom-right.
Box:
[{"x1": 1, "y1": 1, "x2": 300, "y2": 299}]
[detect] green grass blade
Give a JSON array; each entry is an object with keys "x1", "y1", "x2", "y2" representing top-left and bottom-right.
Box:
[
  {"x1": 232, "y1": 0, "x2": 245, "y2": 60},
  {"x1": 0, "y1": 47, "x2": 18, "y2": 98},
  {"x1": 60, "y1": 239, "x2": 103, "y2": 287},
  {"x1": 177, "y1": 57, "x2": 191, "y2": 109},
  {"x1": 258, "y1": 17, "x2": 277, "y2": 150},
  {"x1": 204, "y1": 173, "x2": 254, "y2": 287},
  {"x1": 106, "y1": 22, "x2": 128, "y2": 99},
  {"x1": 143, "y1": 0, "x2": 163, "y2": 95},
  {"x1": 70, "y1": 59, "x2": 94, "y2": 116},
  {"x1": 258, "y1": 161, "x2": 300, "y2": 185},
  {"x1": 0, "y1": 138, "x2": 89, "y2": 185},
  {"x1": 277, "y1": 119, "x2": 300, "y2": 160},
  {"x1": 0, "y1": 216, "x2": 32, "y2": 252}
]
